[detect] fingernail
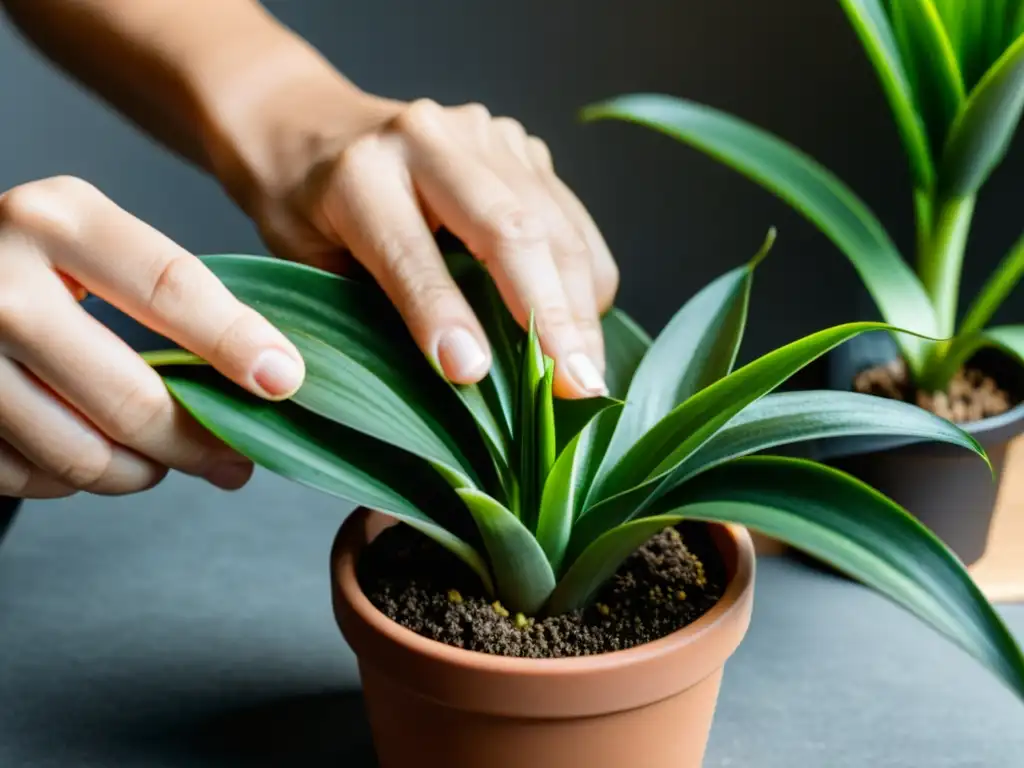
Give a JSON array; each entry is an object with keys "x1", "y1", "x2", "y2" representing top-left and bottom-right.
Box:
[
  {"x1": 204, "y1": 461, "x2": 253, "y2": 491},
  {"x1": 437, "y1": 328, "x2": 489, "y2": 381},
  {"x1": 566, "y1": 352, "x2": 608, "y2": 396},
  {"x1": 252, "y1": 349, "x2": 304, "y2": 398}
]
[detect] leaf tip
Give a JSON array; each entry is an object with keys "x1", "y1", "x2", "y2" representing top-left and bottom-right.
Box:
[{"x1": 748, "y1": 227, "x2": 778, "y2": 271}]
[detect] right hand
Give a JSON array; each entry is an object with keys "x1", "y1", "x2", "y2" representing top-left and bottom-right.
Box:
[{"x1": 0, "y1": 176, "x2": 306, "y2": 499}]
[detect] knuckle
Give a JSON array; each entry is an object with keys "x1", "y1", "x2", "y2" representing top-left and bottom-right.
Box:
[
  {"x1": 0, "y1": 286, "x2": 36, "y2": 339},
  {"x1": 146, "y1": 253, "x2": 198, "y2": 316},
  {"x1": 335, "y1": 134, "x2": 383, "y2": 178},
  {"x1": 493, "y1": 116, "x2": 526, "y2": 139},
  {"x1": 527, "y1": 136, "x2": 553, "y2": 170},
  {"x1": 396, "y1": 98, "x2": 444, "y2": 135},
  {"x1": 108, "y1": 378, "x2": 171, "y2": 446},
  {"x1": 0, "y1": 176, "x2": 100, "y2": 242},
  {"x1": 573, "y1": 312, "x2": 603, "y2": 335},
  {"x1": 535, "y1": 303, "x2": 577, "y2": 336},
  {"x1": 374, "y1": 230, "x2": 431, "y2": 270},
  {"x1": 486, "y1": 204, "x2": 548, "y2": 250},
  {"x1": 206, "y1": 305, "x2": 262, "y2": 366},
  {"x1": 460, "y1": 102, "x2": 492, "y2": 124},
  {"x1": 54, "y1": 445, "x2": 115, "y2": 490}
]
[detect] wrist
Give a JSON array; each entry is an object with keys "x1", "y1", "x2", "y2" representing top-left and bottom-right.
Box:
[{"x1": 189, "y1": 25, "x2": 399, "y2": 219}]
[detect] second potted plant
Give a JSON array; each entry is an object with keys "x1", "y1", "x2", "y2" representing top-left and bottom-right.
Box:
[
  {"x1": 580, "y1": 0, "x2": 1024, "y2": 587},
  {"x1": 144, "y1": 245, "x2": 1024, "y2": 767}
]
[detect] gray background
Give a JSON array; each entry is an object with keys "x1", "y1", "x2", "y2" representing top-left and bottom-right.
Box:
[{"x1": 2, "y1": 0, "x2": 1021, "y2": 362}]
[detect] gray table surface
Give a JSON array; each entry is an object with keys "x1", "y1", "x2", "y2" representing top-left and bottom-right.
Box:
[{"x1": 2, "y1": 470, "x2": 1022, "y2": 768}]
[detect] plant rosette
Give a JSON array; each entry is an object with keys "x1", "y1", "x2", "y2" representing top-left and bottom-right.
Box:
[
  {"x1": 146, "y1": 245, "x2": 1024, "y2": 767},
  {"x1": 583, "y1": 0, "x2": 1024, "y2": 584}
]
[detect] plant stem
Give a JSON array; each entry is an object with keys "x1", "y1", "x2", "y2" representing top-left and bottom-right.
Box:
[
  {"x1": 959, "y1": 231, "x2": 1024, "y2": 337},
  {"x1": 917, "y1": 195, "x2": 975, "y2": 338}
]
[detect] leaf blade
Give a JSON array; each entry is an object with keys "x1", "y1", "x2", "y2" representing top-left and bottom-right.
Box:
[
  {"x1": 959, "y1": 232, "x2": 1024, "y2": 336},
  {"x1": 674, "y1": 389, "x2": 987, "y2": 477},
  {"x1": 537, "y1": 401, "x2": 623, "y2": 574},
  {"x1": 928, "y1": 325, "x2": 1024, "y2": 387},
  {"x1": 582, "y1": 94, "x2": 937, "y2": 370},
  {"x1": 595, "y1": 261, "x2": 755, "y2": 489},
  {"x1": 567, "y1": 322, "x2": 906, "y2": 563},
  {"x1": 162, "y1": 368, "x2": 494, "y2": 594},
  {"x1": 939, "y1": 33, "x2": 1024, "y2": 198},
  {"x1": 839, "y1": 0, "x2": 937, "y2": 188},
  {"x1": 887, "y1": 0, "x2": 966, "y2": 150},
  {"x1": 457, "y1": 488, "x2": 556, "y2": 615},
  {"x1": 654, "y1": 456, "x2": 1024, "y2": 702}
]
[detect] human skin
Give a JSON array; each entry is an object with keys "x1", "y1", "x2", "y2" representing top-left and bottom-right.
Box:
[
  {"x1": 0, "y1": 0, "x2": 619, "y2": 499},
  {"x1": 3, "y1": 0, "x2": 619, "y2": 394}
]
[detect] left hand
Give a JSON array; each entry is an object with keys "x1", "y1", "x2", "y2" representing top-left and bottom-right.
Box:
[{"x1": 210, "y1": 88, "x2": 619, "y2": 399}]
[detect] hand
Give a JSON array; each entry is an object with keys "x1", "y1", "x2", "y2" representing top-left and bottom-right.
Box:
[
  {"x1": 218, "y1": 91, "x2": 619, "y2": 399},
  {"x1": 0, "y1": 177, "x2": 305, "y2": 499}
]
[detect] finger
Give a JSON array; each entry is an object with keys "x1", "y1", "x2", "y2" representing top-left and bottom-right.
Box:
[
  {"x1": 397, "y1": 102, "x2": 607, "y2": 398},
  {"x1": 0, "y1": 356, "x2": 167, "y2": 495},
  {"x1": 0, "y1": 439, "x2": 75, "y2": 499},
  {"x1": 2, "y1": 177, "x2": 305, "y2": 400},
  {"x1": 492, "y1": 120, "x2": 605, "y2": 373},
  {"x1": 525, "y1": 137, "x2": 620, "y2": 313},
  {"x1": 0, "y1": 259, "x2": 253, "y2": 488},
  {"x1": 323, "y1": 135, "x2": 492, "y2": 384}
]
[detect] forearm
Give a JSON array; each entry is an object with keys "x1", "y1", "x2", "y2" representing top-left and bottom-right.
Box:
[{"x1": 2, "y1": 0, "x2": 372, "y2": 200}]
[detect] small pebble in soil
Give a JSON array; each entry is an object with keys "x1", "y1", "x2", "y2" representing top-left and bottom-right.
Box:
[
  {"x1": 853, "y1": 358, "x2": 1014, "y2": 423},
  {"x1": 358, "y1": 522, "x2": 725, "y2": 658}
]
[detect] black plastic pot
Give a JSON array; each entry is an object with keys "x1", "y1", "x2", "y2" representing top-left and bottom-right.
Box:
[{"x1": 817, "y1": 332, "x2": 1024, "y2": 566}]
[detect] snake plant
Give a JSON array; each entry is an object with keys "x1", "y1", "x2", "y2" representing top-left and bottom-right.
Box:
[
  {"x1": 146, "y1": 243, "x2": 1024, "y2": 701},
  {"x1": 584, "y1": 0, "x2": 1024, "y2": 393}
]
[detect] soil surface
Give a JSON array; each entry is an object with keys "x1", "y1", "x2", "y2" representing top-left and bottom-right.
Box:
[
  {"x1": 854, "y1": 359, "x2": 1015, "y2": 423},
  {"x1": 358, "y1": 522, "x2": 725, "y2": 658}
]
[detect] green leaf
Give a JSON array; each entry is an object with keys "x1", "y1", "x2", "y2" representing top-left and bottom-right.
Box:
[
  {"x1": 552, "y1": 395, "x2": 621, "y2": 456},
  {"x1": 673, "y1": 390, "x2": 988, "y2": 477},
  {"x1": 536, "y1": 402, "x2": 623, "y2": 574},
  {"x1": 286, "y1": 331, "x2": 479, "y2": 490},
  {"x1": 516, "y1": 317, "x2": 546, "y2": 527},
  {"x1": 932, "y1": 0, "x2": 1021, "y2": 90},
  {"x1": 888, "y1": 0, "x2": 966, "y2": 151},
  {"x1": 582, "y1": 94, "x2": 938, "y2": 372},
  {"x1": 926, "y1": 324, "x2": 1024, "y2": 388},
  {"x1": 456, "y1": 488, "x2": 556, "y2": 615},
  {"x1": 939, "y1": 33, "x2": 1024, "y2": 198},
  {"x1": 959, "y1": 232, "x2": 1024, "y2": 336},
  {"x1": 567, "y1": 322, "x2": 905, "y2": 562},
  {"x1": 597, "y1": 321, "x2": 897, "y2": 502},
  {"x1": 650, "y1": 456, "x2": 1024, "y2": 703},
  {"x1": 601, "y1": 308, "x2": 651, "y2": 399},
  {"x1": 446, "y1": 253, "x2": 521, "y2": 449},
  {"x1": 536, "y1": 357, "x2": 557, "y2": 493},
  {"x1": 568, "y1": 308, "x2": 651, "y2": 507},
  {"x1": 594, "y1": 255, "x2": 760, "y2": 493},
  {"x1": 547, "y1": 514, "x2": 684, "y2": 615},
  {"x1": 839, "y1": 0, "x2": 937, "y2": 189},
  {"x1": 199, "y1": 254, "x2": 494, "y2": 484},
  {"x1": 162, "y1": 368, "x2": 494, "y2": 594}
]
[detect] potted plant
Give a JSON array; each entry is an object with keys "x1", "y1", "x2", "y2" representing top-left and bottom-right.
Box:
[
  {"x1": 145, "y1": 246, "x2": 1024, "y2": 767},
  {"x1": 579, "y1": 0, "x2": 1024, "y2": 586}
]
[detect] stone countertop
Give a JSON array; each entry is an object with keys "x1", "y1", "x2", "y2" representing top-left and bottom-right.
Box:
[{"x1": 1, "y1": 470, "x2": 1022, "y2": 768}]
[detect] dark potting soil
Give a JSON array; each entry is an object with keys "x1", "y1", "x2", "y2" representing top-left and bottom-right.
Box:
[
  {"x1": 854, "y1": 358, "x2": 1016, "y2": 423},
  {"x1": 357, "y1": 522, "x2": 725, "y2": 658}
]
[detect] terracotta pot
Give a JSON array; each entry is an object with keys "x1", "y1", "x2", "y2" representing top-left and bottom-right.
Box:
[
  {"x1": 822, "y1": 332, "x2": 1024, "y2": 567},
  {"x1": 331, "y1": 508, "x2": 756, "y2": 768}
]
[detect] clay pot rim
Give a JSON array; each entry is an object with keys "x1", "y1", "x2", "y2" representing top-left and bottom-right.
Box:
[{"x1": 333, "y1": 507, "x2": 754, "y2": 675}]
